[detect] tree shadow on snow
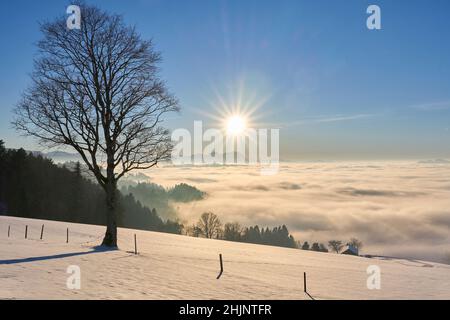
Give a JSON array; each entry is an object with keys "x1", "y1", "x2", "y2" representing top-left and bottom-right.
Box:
[{"x1": 0, "y1": 245, "x2": 116, "y2": 265}]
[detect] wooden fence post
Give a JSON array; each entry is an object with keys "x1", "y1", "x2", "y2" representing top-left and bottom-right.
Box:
[
  {"x1": 134, "y1": 234, "x2": 138, "y2": 255},
  {"x1": 25, "y1": 225, "x2": 28, "y2": 239},
  {"x1": 8, "y1": 225, "x2": 10, "y2": 237},
  {"x1": 304, "y1": 272, "x2": 307, "y2": 292},
  {"x1": 216, "y1": 254, "x2": 224, "y2": 279},
  {"x1": 40, "y1": 224, "x2": 44, "y2": 240},
  {"x1": 66, "y1": 228, "x2": 69, "y2": 243}
]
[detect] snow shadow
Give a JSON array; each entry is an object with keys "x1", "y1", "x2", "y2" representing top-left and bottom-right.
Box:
[{"x1": 0, "y1": 246, "x2": 113, "y2": 265}]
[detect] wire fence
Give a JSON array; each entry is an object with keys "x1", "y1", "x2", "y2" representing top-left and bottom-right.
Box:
[{"x1": 2, "y1": 221, "x2": 316, "y2": 300}]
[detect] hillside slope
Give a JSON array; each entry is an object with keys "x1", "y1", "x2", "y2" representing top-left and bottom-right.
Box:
[{"x1": 0, "y1": 216, "x2": 449, "y2": 300}]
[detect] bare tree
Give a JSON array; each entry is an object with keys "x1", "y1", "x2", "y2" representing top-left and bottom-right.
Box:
[
  {"x1": 328, "y1": 240, "x2": 344, "y2": 253},
  {"x1": 13, "y1": 4, "x2": 179, "y2": 247},
  {"x1": 196, "y1": 212, "x2": 222, "y2": 239},
  {"x1": 348, "y1": 238, "x2": 363, "y2": 251},
  {"x1": 223, "y1": 222, "x2": 242, "y2": 241},
  {"x1": 186, "y1": 224, "x2": 202, "y2": 238}
]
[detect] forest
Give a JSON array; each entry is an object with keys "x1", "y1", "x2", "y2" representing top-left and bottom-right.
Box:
[{"x1": 0, "y1": 140, "x2": 182, "y2": 234}]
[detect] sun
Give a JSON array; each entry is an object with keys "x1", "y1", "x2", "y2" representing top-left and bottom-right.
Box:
[
  {"x1": 196, "y1": 78, "x2": 272, "y2": 136},
  {"x1": 226, "y1": 116, "x2": 247, "y2": 135}
]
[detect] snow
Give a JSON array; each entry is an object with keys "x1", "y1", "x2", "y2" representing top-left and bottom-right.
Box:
[{"x1": 0, "y1": 216, "x2": 449, "y2": 300}]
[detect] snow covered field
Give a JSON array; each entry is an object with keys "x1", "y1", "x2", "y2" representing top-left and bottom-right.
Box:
[{"x1": 0, "y1": 216, "x2": 449, "y2": 300}]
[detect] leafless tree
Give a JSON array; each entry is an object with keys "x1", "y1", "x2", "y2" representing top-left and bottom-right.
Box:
[
  {"x1": 223, "y1": 222, "x2": 242, "y2": 241},
  {"x1": 196, "y1": 212, "x2": 222, "y2": 239},
  {"x1": 328, "y1": 240, "x2": 344, "y2": 253},
  {"x1": 186, "y1": 224, "x2": 202, "y2": 238},
  {"x1": 13, "y1": 4, "x2": 179, "y2": 247},
  {"x1": 348, "y1": 238, "x2": 363, "y2": 250}
]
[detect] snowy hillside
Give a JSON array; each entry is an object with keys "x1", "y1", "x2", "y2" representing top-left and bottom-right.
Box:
[{"x1": 0, "y1": 216, "x2": 449, "y2": 300}]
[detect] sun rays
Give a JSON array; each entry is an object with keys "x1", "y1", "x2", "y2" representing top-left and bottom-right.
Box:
[{"x1": 193, "y1": 77, "x2": 272, "y2": 135}]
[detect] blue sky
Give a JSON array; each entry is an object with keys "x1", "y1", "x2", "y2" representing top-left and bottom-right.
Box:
[{"x1": 1, "y1": 0, "x2": 450, "y2": 159}]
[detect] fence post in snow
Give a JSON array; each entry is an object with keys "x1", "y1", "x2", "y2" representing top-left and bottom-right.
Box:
[
  {"x1": 304, "y1": 272, "x2": 307, "y2": 293},
  {"x1": 8, "y1": 225, "x2": 10, "y2": 237},
  {"x1": 303, "y1": 272, "x2": 315, "y2": 300},
  {"x1": 25, "y1": 225, "x2": 28, "y2": 239},
  {"x1": 216, "y1": 254, "x2": 224, "y2": 279},
  {"x1": 66, "y1": 228, "x2": 69, "y2": 243},
  {"x1": 40, "y1": 224, "x2": 44, "y2": 240},
  {"x1": 134, "y1": 234, "x2": 138, "y2": 255}
]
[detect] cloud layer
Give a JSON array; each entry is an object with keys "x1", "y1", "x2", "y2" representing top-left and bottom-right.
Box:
[{"x1": 143, "y1": 161, "x2": 450, "y2": 263}]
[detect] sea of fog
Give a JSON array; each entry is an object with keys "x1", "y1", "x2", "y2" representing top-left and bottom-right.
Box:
[{"x1": 140, "y1": 161, "x2": 450, "y2": 264}]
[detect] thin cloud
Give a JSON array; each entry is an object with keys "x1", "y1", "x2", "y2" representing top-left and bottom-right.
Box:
[
  {"x1": 336, "y1": 187, "x2": 427, "y2": 198},
  {"x1": 314, "y1": 114, "x2": 375, "y2": 123},
  {"x1": 410, "y1": 100, "x2": 450, "y2": 111},
  {"x1": 279, "y1": 113, "x2": 376, "y2": 128}
]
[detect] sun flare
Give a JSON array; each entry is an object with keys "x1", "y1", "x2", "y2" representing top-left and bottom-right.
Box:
[
  {"x1": 226, "y1": 116, "x2": 247, "y2": 135},
  {"x1": 196, "y1": 78, "x2": 272, "y2": 137}
]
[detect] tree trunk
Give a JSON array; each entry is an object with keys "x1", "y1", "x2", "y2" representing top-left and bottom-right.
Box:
[{"x1": 102, "y1": 180, "x2": 118, "y2": 247}]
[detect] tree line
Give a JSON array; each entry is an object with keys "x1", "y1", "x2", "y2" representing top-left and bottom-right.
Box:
[
  {"x1": 0, "y1": 141, "x2": 182, "y2": 234},
  {"x1": 186, "y1": 212, "x2": 297, "y2": 248},
  {"x1": 187, "y1": 212, "x2": 363, "y2": 253}
]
